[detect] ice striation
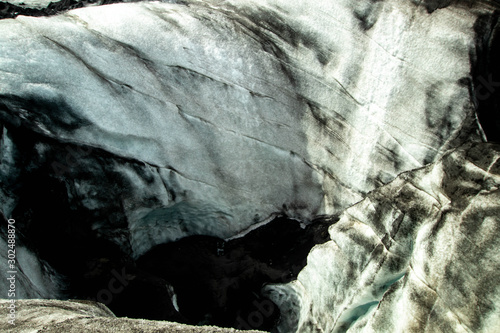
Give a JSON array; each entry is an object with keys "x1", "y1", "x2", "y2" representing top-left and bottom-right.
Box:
[
  {"x1": 0, "y1": 0, "x2": 492, "y2": 256},
  {"x1": 266, "y1": 142, "x2": 500, "y2": 332},
  {"x1": 0, "y1": 0, "x2": 499, "y2": 331}
]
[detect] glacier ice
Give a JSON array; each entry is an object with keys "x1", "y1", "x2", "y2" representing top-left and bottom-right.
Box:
[
  {"x1": 0, "y1": 0, "x2": 489, "y2": 258},
  {"x1": 0, "y1": 0, "x2": 500, "y2": 331},
  {"x1": 266, "y1": 142, "x2": 500, "y2": 332}
]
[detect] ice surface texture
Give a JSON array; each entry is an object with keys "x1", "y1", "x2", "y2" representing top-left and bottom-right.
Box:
[
  {"x1": 1, "y1": 0, "x2": 491, "y2": 254},
  {"x1": 267, "y1": 142, "x2": 500, "y2": 332},
  {"x1": 1, "y1": 0, "x2": 500, "y2": 331}
]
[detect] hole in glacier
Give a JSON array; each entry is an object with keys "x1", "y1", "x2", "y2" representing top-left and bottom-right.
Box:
[
  {"x1": 472, "y1": 13, "x2": 500, "y2": 143},
  {"x1": 135, "y1": 216, "x2": 333, "y2": 330},
  {"x1": 6, "y1": 127, "x2": 335, "y2": 331},
  {"x1": 11, "y1": 170, "x2": 333, "y2": 332}
]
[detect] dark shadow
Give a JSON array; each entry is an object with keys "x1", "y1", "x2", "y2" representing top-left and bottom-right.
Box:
[
  {"x1": 136, "y1": 215, "x2": 335, "y2": 331},
  {"x1": 472, "y1": 12, "x2": 500, "y2": 142},
  {"x1": 5, "y1": 130, "x2": 335, "y2": 330}
]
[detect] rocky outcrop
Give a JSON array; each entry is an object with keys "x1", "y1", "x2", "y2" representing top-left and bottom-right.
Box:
[
  {"x1": 265, "y1": 142, "x2": 500, "y2": 332},
  {"x1": 0, "y1": 299, "x2": 266, "y2": 332}
]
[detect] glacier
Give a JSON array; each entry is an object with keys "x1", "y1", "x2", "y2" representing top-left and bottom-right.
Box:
[
  {"x1": 265, "y1": 142, "x2": 500, "y2": 332},
  {"x1": 0, "y1": 0, "x2": 489, "y2": 257},
  {"x1": 0, "y1": 0, "x2": 499, "y2": 332}
]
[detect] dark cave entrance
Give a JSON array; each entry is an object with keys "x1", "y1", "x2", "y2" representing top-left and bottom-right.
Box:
[
  {"x1": 133, "y1": 216, "x2": 333, "y2": 330},
  {"x1": 9, "y1": 173, "x2": 333, "y2": 331},
  {"x1": 1, "y1": 123, "x2": 335, "y2": 331},
  {"x1": 473, "y1": 12, "x2": 500, "y2": 142}
]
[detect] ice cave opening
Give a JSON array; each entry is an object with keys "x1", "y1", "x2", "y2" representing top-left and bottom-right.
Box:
[{"x1": 10, "y1": 170, "x2": 334, "y2": 331}]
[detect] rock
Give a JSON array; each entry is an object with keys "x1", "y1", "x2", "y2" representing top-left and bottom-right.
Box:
[
  {"x1": 265, "y1": 142, "x2": 500, "y2": 332},
  {"x1": 0, "y1": 299, "x2": 267, "y2": 332}
]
